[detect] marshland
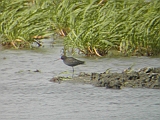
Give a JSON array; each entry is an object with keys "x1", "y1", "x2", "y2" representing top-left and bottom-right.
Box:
[
  {"x1": 0, "y1": 0, "x2": 160, "y2": 120},
  {"x1": 0, "y1": 0, "x2": 160, "y2": 56}
]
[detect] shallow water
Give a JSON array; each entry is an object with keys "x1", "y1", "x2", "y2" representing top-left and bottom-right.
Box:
[{"x1": 0, "y1": 39, "x2": 160, "y2": 120}]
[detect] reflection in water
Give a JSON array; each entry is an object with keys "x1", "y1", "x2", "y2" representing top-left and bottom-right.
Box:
[{"x1": 0, "y1": 42, "x2": 160, "y2": 120}]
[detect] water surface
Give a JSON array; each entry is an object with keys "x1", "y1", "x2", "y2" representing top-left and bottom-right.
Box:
[{"x1": 0, "y1": 40, "x2": 160, "y2": 120}]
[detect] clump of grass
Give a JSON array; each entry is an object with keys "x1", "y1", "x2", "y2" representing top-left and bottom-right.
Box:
[
  {"x1": 63, "y1": 0, "x2": 160, "y2": 56},
  {"x1": 49, "y1": 0, "x2": 83, "y2": 36},
  {"x1": 0, "y1": 0, "x2": 52, "y2": 48},
  {"x1": 0, "y1": 0, "x2": 159, "y2": 56}
]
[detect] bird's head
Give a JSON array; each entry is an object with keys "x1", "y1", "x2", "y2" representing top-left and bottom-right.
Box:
[{"x1": 61, "y1": 55, "x2": 67, "y2": 60}]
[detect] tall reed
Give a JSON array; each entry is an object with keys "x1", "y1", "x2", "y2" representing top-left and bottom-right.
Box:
[
  {"x1": 0, "y1": 0, "x2": 159, "y2": 56},
  {"x1": 64, "y1": 0, "x2": 160, "y2": 56},
  {"x1": 0, "y1": 0, "x2": 52, "y2": 48}
]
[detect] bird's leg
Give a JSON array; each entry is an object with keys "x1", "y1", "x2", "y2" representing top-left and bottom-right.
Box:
[{"x1": 72, "y1": 67, "x2": 74, "y2": 78}]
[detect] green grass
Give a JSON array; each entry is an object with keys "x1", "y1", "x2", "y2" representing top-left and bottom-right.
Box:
[
  {"x1": 0, "y1": 0, "x2": 53, "y2": 48},
  {"x1": 0, "y1": 0, "x2": 159, "y2": 56},
  {"x1": 63, "y1": 0, "x2": 160, "y2": 56}
]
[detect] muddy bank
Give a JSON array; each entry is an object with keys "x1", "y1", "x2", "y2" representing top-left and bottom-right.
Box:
[{"x1": 50, "y1": 67, "x2": 160, "y2": 89}]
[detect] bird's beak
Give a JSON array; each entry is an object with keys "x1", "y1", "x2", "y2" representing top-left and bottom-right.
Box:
[{"x1": 54, "y1": 58, "x2": 61, "y2": 61}]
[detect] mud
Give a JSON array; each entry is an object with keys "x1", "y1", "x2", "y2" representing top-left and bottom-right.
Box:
[{"x1": 50, "y1": 67, "x2": 160, "y2": 89}]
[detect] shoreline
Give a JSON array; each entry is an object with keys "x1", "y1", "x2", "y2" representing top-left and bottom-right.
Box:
[{"x1": 50, "y1": 67, "x2": 160, "y2": 89}]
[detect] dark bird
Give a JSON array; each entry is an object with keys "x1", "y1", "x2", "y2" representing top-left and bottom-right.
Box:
[{"x1": 61, "y1": 55, "x2": 84, "y2": 77}]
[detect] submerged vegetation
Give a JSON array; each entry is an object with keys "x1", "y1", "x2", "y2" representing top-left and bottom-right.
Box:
[{"x1": 0, "y1": 0, "x2": 160, "y2": 56}]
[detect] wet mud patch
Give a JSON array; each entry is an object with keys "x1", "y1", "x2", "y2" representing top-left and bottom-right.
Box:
[{"x1": 50, "y1": 67, "x2": 160, "y2": 89}]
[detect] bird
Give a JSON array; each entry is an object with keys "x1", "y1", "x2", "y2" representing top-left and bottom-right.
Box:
[{"x1": 61, "y1": 55, "x2": 84, "y2": 77}]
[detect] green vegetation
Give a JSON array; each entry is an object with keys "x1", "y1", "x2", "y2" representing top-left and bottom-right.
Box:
[
  {"x1": 0, "y1": 0, "x2": 53, "y2": 48},
  {"x1": 64, "y1": 0, "x2": 160, "y2": 56},
  {"x1": 0, "y1": 0, "x2": 160, "y2": 56}
]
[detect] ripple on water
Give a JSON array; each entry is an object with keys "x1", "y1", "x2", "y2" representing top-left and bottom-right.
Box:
[{"x1": 0, "y1": 49, "x2": 160, "y2": 120}]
